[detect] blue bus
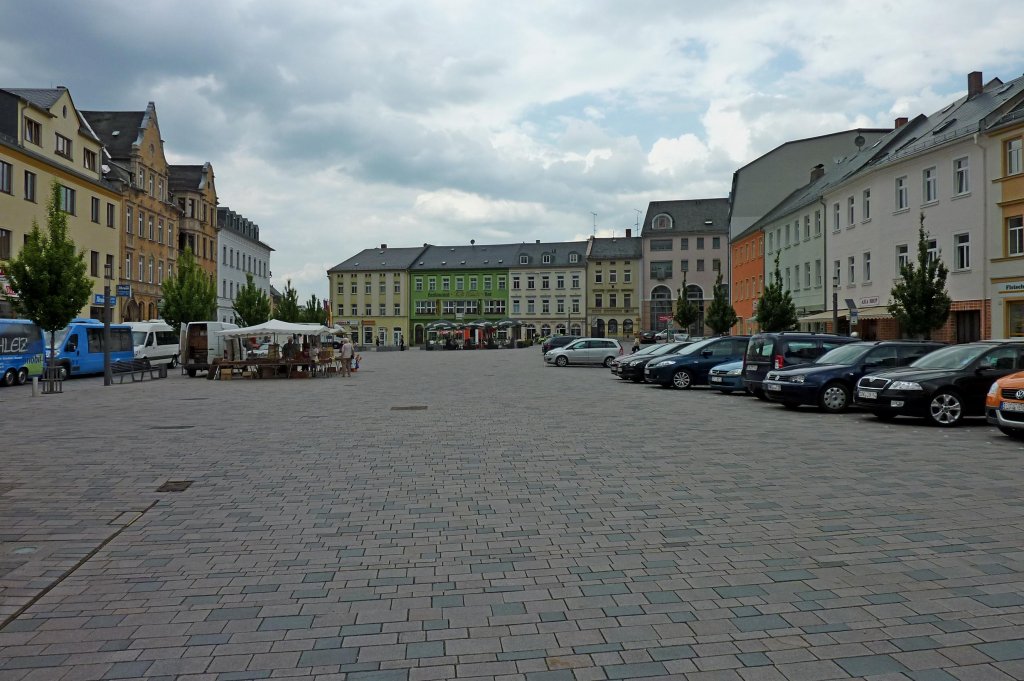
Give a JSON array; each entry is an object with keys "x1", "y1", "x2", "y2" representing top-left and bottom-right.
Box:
[
  {"x1": 0, "y1": 319, "x2": 45, "y2": 386},
  {"x1": 45, "y1": 319, "x2": 134, "y2": 379}
]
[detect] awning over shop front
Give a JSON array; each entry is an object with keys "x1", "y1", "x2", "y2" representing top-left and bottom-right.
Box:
[
  {"x1": 799, "y1": 305, "x2": 893, "y2": 324},
  {"x1": 798, "y1": 309, "x2": 834, "y2": 323}
]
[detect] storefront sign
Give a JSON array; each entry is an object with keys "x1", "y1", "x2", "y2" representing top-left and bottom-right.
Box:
[
  {"x1": 859, "y1": 296, "x2": 879, "y2": 306},
  {"x1": 997, "y1": 281, "x2": 1024, "y2": 294},
  {"x1": 0, "y1": 266, "x2": 16, "y2": 299}
]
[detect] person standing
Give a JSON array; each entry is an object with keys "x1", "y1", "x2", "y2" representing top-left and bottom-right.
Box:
[
  {"x1": 631, "y1": 336, "x2": 640, "y2": 353},
  {"x1": 340, "y1": 336, "x2": 354, "y2": 376}
]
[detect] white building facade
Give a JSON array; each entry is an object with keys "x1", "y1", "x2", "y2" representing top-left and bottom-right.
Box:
[{"x1": 216, "y1": 207, "x2": 273, "y2": 323}]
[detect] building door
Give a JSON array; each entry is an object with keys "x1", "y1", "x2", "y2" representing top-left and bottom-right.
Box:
[
  {"x1": 650, "y1": 285, "x2": 672, "y2": 331},
  {"x1": 414, "y1": 325, "x2": 424, "y2": 345},
  {"x1": 955, "y1": 310, "x2": 981, "y2": 343}
]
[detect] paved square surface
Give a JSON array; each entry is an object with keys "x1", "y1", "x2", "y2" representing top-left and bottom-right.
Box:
[{"x1": 1, "y1": 347, "x2": 1023, "y2": 680}]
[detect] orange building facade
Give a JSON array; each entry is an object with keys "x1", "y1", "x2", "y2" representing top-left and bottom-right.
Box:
[{"x1": 730, "y1": 227, "x2": 764, "y2": 335}]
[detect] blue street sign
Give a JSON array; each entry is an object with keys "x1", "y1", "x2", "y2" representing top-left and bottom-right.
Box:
[
  {"x1": 93, "y1": 293, "x2": 117, "y2": 305},
  {"x1": 116, "y1": 283, "x2": 132, "y2": 297}
]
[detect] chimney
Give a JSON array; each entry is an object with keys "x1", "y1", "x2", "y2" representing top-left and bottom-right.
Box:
[
  {"x1": 894, "y1": 116, "x2": 908, "y2": 128},
  {"x1": 810, "y1": 164, "x2": 825, "y2": 182},
  {"x1": 626, "y1": 228, "x2": 632, "y2": 238},
  {"x1": 968, "y1": 71, "x2": 983, "y2": 98},
  {"x1": 380, "y1": 243, "x2": 387, "y2": 249}
]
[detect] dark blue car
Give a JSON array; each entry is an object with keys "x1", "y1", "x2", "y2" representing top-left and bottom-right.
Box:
[
  {"x1": 644, "y1": 336, "x2": 750, "y2": 389},
  {"x1": 762, "y1": 340, "x2": 944, "y2": 412}
]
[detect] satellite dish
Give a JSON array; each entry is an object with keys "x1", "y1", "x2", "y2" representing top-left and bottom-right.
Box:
[{"x1": 854, "y1": 135, "x2": 866, "y2": 150}]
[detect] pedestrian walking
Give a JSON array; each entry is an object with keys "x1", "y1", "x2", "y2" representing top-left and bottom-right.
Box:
[
  {"x1": 340, "y1": 336, "x2": 354, "y2": 376},
  {"x1": 631, "y1": 336, "x2": 640, "y2": 353}
]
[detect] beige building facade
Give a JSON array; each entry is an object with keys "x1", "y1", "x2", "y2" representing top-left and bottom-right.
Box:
[
  {"x1": 585, "y1": 234, "x2": 641, "y2": 340},
  {"x1": 169, "y1": 163, "x2": 218, "y2": 282}
]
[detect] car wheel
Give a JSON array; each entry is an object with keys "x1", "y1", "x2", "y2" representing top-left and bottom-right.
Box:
[
  {"x1": 555, "y1": 355, "x2": 568, "y2": 367},
  {"x1": 671, "y1": 369, "x2": 693, "y2": 389},
  {"x1": 603, "y1": 356, "x2": 614, "y2": 368},
  {"x1": 928, "y1": 390, "x2": 963, "y2": 427},
  {"x1": 819, "y1": 381, "x2": 851, "y2": 413},
  {"x1": 16, "y1": 367, "x2": 29, "y2": 385},
  {"x1": 781, "y1": 401, "x2": 800, "y2": 410},
  {"x1": 752, "y1": 387, "x2": 768, "y2": 401},
  {"x1": 998, "y1": 426, "x2": 1024, "y2": 440},
  {"x1": 169, "y1": 354, "x2": 178, "y2": 369},
  {"x1": 1, "y1": 369, "x2": 15, "y2": 387},
  {"x1": 58, "y1": 364, "x2": 70, "y2": 381},
  {"x1": 187, "y1": 368, "x2": 197, "y2": 377}
]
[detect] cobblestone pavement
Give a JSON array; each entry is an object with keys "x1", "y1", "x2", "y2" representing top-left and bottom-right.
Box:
[{"x1": 1, "y1": 346, "x2": 1023, "y2": 681}]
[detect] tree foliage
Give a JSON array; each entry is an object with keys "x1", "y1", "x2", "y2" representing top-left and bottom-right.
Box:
[
  {"x1": 673, "y1": 272, "x2": 700, "y2": 333},
  {"x1": 302, "y1": 293, "x2": 328, "y2": 325},
  {"x1": 159, "y1": 247, "x2": 217, "y2": 333},
  {"x1": 888, "y1": 213, "x2": 951, "y2": 339},
  {"x1": 755, "y1": 252, "x2": 799, "y2": 332},
  {"x1": 7, "y1": 181, "x2": 93, "y2": 360},
  {"x1": 704, "y1": 271, "x2": 738, "y2": 335},
  {"x1": 275, "y1": 279, "x2": 302, "y2": 322},
  {"x1": 232, "y1": 272, "x2": 271, "y2": 327}
]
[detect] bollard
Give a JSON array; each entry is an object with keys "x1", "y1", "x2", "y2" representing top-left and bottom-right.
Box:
[{"x1": 31, "y1": 376, "x2": 38, "y2": 397}]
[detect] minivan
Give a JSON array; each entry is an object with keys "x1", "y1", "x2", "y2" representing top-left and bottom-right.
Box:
[
  {"x1": 129, "y1": 320, "x2": 180, "y2": 368},
  {"x1": 743, "y1": 332, "x2": 857, "y2": 399},
  {"x1": 181, "y1": 321, "x2": 239, "y2": 377},
  {"x1": 544, "y1": 338, "x2": 623, "y2": 367},
  {"x1": 45, "y1": 319, "x2": 134, "y2": 379},
  {"x1": 0, "y1": 318, "x2": 45, "y2": 386}
]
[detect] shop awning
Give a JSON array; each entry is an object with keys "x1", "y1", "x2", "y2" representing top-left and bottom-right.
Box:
[
  {"x1": 798, "y1": 305, "x2": 893, "y2": 323},
  {"x1": 798, "y1": 309, "x2": 835, "y2": 323}
]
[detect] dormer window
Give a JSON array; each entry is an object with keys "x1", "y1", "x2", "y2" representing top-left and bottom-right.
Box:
[
  {"x1": 519, "y1": 254, "x2": 529, "y2": 264},
  {"x1": 568, "y1": 252, "x2": 579, "y2": 263},
  {"x1": 542, "y1": 253, "x2": 552, "y2": 264},
  {"x1": 653, "y1": 214, "x2": 671, "y2": 230}
]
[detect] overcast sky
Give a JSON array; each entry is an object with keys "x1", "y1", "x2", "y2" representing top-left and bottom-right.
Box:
[{"x1": 3, "y1": 1, "x2": 1023, "y2": 300}]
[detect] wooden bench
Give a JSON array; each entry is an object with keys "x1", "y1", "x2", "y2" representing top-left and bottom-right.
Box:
[{"x1": 111, "y1": 357, "x2": 167, "y2": 383}]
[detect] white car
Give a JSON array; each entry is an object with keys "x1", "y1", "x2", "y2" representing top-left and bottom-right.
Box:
[{"x1": 544, "y1": 338, "x2": 623, "y2": 367}]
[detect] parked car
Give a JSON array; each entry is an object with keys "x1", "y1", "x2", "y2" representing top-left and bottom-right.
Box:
[
  {"x1": 129, "y1": 320, "x2": 180, "y2": 368},
  {"x1": 541, "y1": 335, "x2": 579, "y2": 353},
  {"x1": 609, "y1": 342, "x2": 662, "y2": 375},
  {"x1": 655, "y1": 329, "x2": 691, "y2": 342},
  {"x1": 544, "y1": 338, "x2": 623, "y2": 367},
  {"x1": 987, "y1": 370, "x2": 1024, "y2": 440},
  {"x1": 762, "y1": 340, "x2": 944, "y2": 413},
  {"x1": 615, "y1": 341, "x2": 691, "y2": 382},
  {"x1": 708, "y1": 360, "x2": 746, "y2": 393},
  {"x1": 743, "y1": 332, "x2": 858, "y2": 399},
  {"x1": 645, "y1": 336, "x2": 750, "y2": 389},
  {"x1": 639, "y1": 330, "x2": 657, "y2": 344},
  {"x1": 854, "y1": 340, "x2": 1024, "y2": 427}
]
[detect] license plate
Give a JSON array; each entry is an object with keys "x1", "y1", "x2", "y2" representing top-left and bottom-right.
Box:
[
  {"x1": 766, "y1": 383, "x2": 781, "y2": 391},
  {"x1": 1002, "y1": 401, "x2": 1024, "y2": 413},
  {"x1": 859, "y1": 390, "x2": 877, "y2": 399},
  {"x1": 710, "y1": 376, "x2": 722, "y2": 382}
]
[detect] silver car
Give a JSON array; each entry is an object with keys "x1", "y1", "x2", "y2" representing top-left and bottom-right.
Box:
[{"x1": 544, "y1": 338, "x2": 623, "y2": 367}]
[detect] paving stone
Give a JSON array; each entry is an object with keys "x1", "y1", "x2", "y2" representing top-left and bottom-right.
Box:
[{"x1": 835, "y1": 655, "x2": 909, "y2": 676}]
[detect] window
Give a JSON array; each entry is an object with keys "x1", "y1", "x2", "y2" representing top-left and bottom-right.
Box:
[
  {"x1": 512, "y1": 300, "x2": 521, "y2": 314},
  {"x1": 923, "y1": 167, "x2": 937, "y2": 203},
  {"x1": 767, "y1": 232, "x2": 774, "y2": 252},
  {"x1": 442, "y1": 276, "x2": 450, "y2": 291},
  {"x1": 653, "y1": 214, "x2": 671, "y2": 229},
  {"x1": 847, "y1": 256, "x2": 855, "y2": 284},
  {"x1": 365, "y1": 282, "x2": 372, "y2": 294},
  {"x1": 106, "y1": 203, "x2": 115, "y2": 228},
  {"x1": 712, "y1": 237, "x2": 721, "y2": 249},
  {"x1": 90, "y1": 197, "x2": 100, "y2": 223},
  {"x1": 1008, "y1": 216, "x2": 1024, "y2": 256},
  {"x1": 833, "y1": 259, "x2": 841, "y2": 286},
  {"x1": 0, "y1": 228, "x2": 10, "y2": 260},
  {"x1": 351, "y1": 283, "x2": 358, "y2": 294},
  {"x1": 594, "y1": 293, "x2": 602, "y2": 308},
  {"x1": 512, "y1": 275, "x2": 520, "y2": 290},
  {"x1": 785, "y1": 268, "x2": 791, "y2": 291},
  {"x1": 863, "y1": 252, "x2": 871, "y2": 282},
  {"x1": 526, "y1": 275, "x2": 535, "y2": 289},
  {"x1": 650, "y1": 239, "x2": 672, "y2": 251},
  {"x1": 927, "y1": 239, "x2": 938, "y2": 263},
  {"x1": 497, "y1": 276, "x2": 506, "y2": 289},
  {"x1": 953, "y1": 157, "x2": 969, "y2": 194},
  {"x1": 833, "y1": 202, "x2": 841, "y2": 231},
  {"x1": 556, "y1": 299, "x2": 565, "y2": 314},
  {"x1": 696, "y1": 259, "x2": 705, "y2": 272},
  {"x1": 55, "y1": 133, "x2": 72, "y2": 159},
  {"x1": 847, "y1": 196, "x2": 855, "y2": 226},
  {"x1": 541, "y1": 275, "x2": 550, "y2": 290},
  {"x1": 624, "y1": 270, "x2": 631, "y2": 283},
  {"x1": 897, "y1": 244, "x2": 910, "y2": 271},
  {"x1": 681, "y1": 237, "x2": 689, "y2": 250},
  {"x1": 0, "y1": 161, "x2": 11, "y2": 194},
  {"x1": 803, "y1": 216, "x2": 810, "y2": 240},
  {"x1": 623, "y1": 292, "x2": 632, "y2": 309},
  {"x1": 814, "y1": 210, "x2": 822, "y2": 236},
  {"x1": 351, "y1": 304, "x2": 357, "y2": 316},
  {"x1": 650, "y1": 261, "x2": 672, "y2": 279},
  {"x1": 896, "y1": 176, "x2": 908, "y2": 210},
  {"x1": 542, "y1": 299, "x2": 550, "y2": 313},
  {"x1": 379, "y1": 304, "x2": 386, "y2": 316},
  {"x1": 609, "y1": 270, "x2": 617, "y2": 283},
  {"x1": 804, "y1": 262, "x2": 811, "y2": 288},
  {"x1": 527, "y1": 299, "x2": 535, "y2": 314},
  {"x1": 83, "y1": 149, "x2": 97, "y2": 172},
  {"x1": 571, "y1": 274, "x2": 579, "y2": 288},
  {"x1": 785, "y1": 224, "x2": 791, "y2": 246},
  {"x1": 697, "y1": 237, "x2": 705, "y2": 249},
  {"x1": 542, "y1": 253, "x2": 552, "y2": 264},
  {"x1": 394, "y1": 304, "x2": 401, "y2": 315},
  {"x1": 569, "y1": 253, "x2": 579, "y2": 263},
  {"x1": 608, "y1": 293, "x2": 617, "y2": 308},
  {"x1": 681, "y1": 259, "x2": 689, "y2": 272},
  {"x1": 148, "y1": 257, "x2": 154, "y2": 283},
  {"x1": 24, "y1": 170, "x2": 36, "y2": 201},
  {"x1": 23, "y1": 117, "x2": 41, "y2": 145},
  {"x1": 381, "y1": 279, "x2": 388, "y2": 293},
  {"x1": 712, "y1": 258, "x2": 721, "y2": 272},
  {"x1": 158, "y1": 220, "x2": 164, "y2": 243},
  {"x1": 955, "y1": 233, "x2": 970, "y2": 270},
  {"x1": 483, "y1": 275, "x2": 492, "y2": 290},
  {"x1": 556, "y1": 274, "x2": 564, "y2": 289},
  {"x1": 1007, "y1": 138, "x2": 1022, "y2": 175},
  {"x1": 126, "y1": 254, "x2": 132, "y2": 281},
  {"x1": 158, "y1": 261, "x2": 163, "y2": 284},
  {"x1": 862, "y1": 189, "x2": 871, "y2": 221},
  {"x1": 594, "y1": 271, "x2": 602, "y2": 284},
  {"x1": 88, "y1": 250, "x2": 99, "y2": 277},
  {"x1": 138, "y1": 212, "x2": 144, "y2": 236},
  {"x1": 395, "y1": 280, "x2": 402, "y2": 293},
  {"x1": 519, "y1": 254, "x2": 529, "y2": 264},
  {"x1": 365, "y1": 304, "x2": 372, "y2": 316},
  {"x1": 814, "y1": 260, "x2": 821, "y2": 287},
  {"x1": 59, "y1": 185, "x2": 75, "y2": 214}
]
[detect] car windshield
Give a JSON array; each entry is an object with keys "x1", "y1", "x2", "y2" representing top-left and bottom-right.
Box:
[
  {"x1": 815, "y1": 344, "x2": 871, "y2": 365},
  {"x1": 677, "y1": 337, "x2": 717, "y2": 355},
  {"x1": 630, "y1": 344, "x2": 661, "y2": 357},
  {"x1": 746, "y1": 336, "x2": 773, "y2": 360},
  {"x1": 909, "y1": 344, "x2": 988, "y2": 369},
  {"x1": 648, "y1": 343, "x2": 685, "y2": 357},
  {"x1": 44, "y1": 326, "x2": 70, "y2": 348},
  {"x1": 132, "y1": 331, "x2": 148, "y2": 346}
]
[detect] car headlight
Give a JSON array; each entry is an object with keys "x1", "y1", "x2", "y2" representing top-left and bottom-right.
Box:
[
  {"x1": 652, "y1": 360, "x2": 675, "y2": 367},
  {"x1": 726, "y1": 368, "x2": 742, "y2": 376},
  {"x1": 889, "y1": 381, "x2": 923, "y2": 391},
  {"x1": 766, "y1": 372, "x2": 777, "y2": 381},
  {"x1": 987, "y1": 382, "x2": 998, "y2": 396},
  {"x1": 628, "y1": 360, "x2": 642, "y2": 366}
]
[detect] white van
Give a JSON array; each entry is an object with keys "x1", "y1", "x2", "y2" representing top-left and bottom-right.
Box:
[
  {"x1": 180, "y1": 321, "x2": 239, "y2": 377},
  {"x1": 129, "y1": 320, "x2": 180, "y2": 368}
]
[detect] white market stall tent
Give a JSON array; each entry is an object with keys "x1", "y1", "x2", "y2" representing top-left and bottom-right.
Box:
[
  {"x1": 208, "y1": 320, "x2": 340, "y2": 380},
  {"x1": 216, "y1": 320, "x2": 331, "y2": 339}
]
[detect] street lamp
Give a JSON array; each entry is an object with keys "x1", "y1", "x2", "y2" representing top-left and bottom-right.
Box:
[
  {"x1": 103, "y1": 262, "x2": 113, "y2": 386},
  {"x1": 831, "y1": 274, "x2": 839, "y2": 335}
]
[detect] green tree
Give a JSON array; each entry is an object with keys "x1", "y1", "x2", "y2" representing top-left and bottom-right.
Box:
[
  {"x1": 888, "y1": 213, "x2": 951, "y2": 339},
  {"x1": 673, "y1": 272, "x2": 700, "y2": 334},
  {"x1": 302, "y1": 293, "x2": 328, "y2": 325},
  {"x1": 704, "y1": 271, "x2": 738, "y2": 335},
  {"x1": 158, "y1": 247, "x2": 216, "y2": 333},
  {"x1": 232, "y1": 272, "x2": 271, "y2": 327},
  {"x1": 275, "y1": 279, "x2": 302, "y2": 322},
  {"x1": 755, "y1": 252, "x2": 799, "y2": 332},
  {"x1": 7, "y1": 180, "x2": 93, "y2": 362}
]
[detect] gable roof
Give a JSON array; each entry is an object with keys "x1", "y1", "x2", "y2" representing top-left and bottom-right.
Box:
[
  {"x1": 80, "y1": 110, "x2": 145, "y2": 158},
  {"x1": 2, "y1": 87, "x2": 65, "y2": 111},
  {"x1": 412, "y1": 243, "x2": 522, "y2": 270},
  {"x1": 329, "y1": 246, "x2": 429, "y2": 272},
  {"x1": 511, "y1": 240, "x2": 588, "y2": 266},
  {"x1": 169, "y1": 164, "x2": 205, "y2": 191},
  {"x1": 587, "y1": 236, "x2": 642, "y2": 260},
  {"x1": 641, "y1": 198, "x2": 730, "y2": 236}
]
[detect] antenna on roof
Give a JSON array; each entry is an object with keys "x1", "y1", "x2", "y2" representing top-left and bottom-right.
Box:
[
  {"x1": 591, "y1": 212, "x2": 597, "y2": 236},
  {"x1": 634, "y1": 209, "x2": 641, "y2": 230}
]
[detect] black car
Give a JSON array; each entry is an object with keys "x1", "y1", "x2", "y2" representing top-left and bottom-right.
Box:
[
  {"x1": 743, "y1": 332, "x2": 858, "y2": 399},
  {"x1": 854, "y1": 340, "x2": 1024, "y2": 427},
  {"x1": 609, "y1": 343, "x2": 662, "y2": 375},
  {"x1": 615, "y1": 341, "x2": 691, "y2": 382},
  {"x1": 639, "y1": 330, "x2": 657, "y2": 344},
  {"x1": 645, "y1": 336, "x2": 750, "y2": 389},
  {"x1": 762, "y1": 341, "x2": 944, "y2": 412},
  {"x1": 541, "y1": 335, "x2": 578, "y2": 353}
]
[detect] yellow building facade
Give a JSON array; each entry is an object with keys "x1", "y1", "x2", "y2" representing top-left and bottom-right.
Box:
[
  {"x1": 169, "y1": 162, "x2": 218, "y2": 282},
  {"x1": 987, "y1": 116, "x2": 1024, "y2": 338},
  {"x1": 0, "y1": 87, "x2": 121, "y2": 320}
]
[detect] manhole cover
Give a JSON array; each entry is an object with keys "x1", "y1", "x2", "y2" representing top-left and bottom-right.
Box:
[
  {"x1": 152, "y1": 425, "x2": 195, "y2": 430},
  {"x1": 157, "y1": 480, "x2": 193, "y2": 492},
  {"x1": 391, "y1": 406, "x2": 428, "y2": 411}
]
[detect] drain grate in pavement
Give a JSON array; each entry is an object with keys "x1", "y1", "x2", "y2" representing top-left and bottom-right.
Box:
[
  {"x1": 152, "y1": 425, "x2": 195, "y2": 430},
  {"x1": 391, "y1": 405, "x2": 428, "y2": 411},
  {"x1": 156, "y1": 480, "x2": 193, "y2": 492}
]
